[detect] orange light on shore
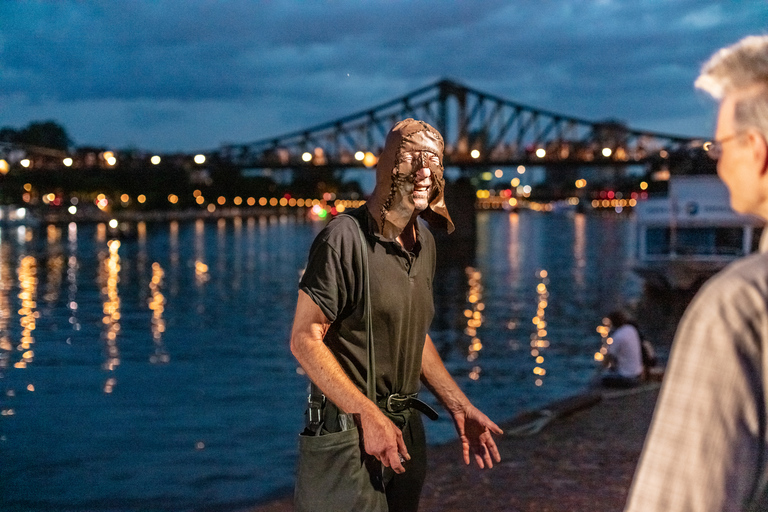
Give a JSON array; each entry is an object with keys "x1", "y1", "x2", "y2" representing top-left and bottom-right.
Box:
[{"x1": 363, "y1": 152, "x2": 377, "y2": 168}]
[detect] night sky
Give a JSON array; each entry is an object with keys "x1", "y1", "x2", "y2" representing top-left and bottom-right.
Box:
[{"x1": 2, "y1": 0, "x2": 767, "y2": 153}]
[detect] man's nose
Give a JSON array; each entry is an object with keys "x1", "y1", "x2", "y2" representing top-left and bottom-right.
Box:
[
  {"x1": 415, "y1": 153, "x2": 432, "y2": 177},
  {"x1": 415, "y1": 165, "x2": 431, "y2": 180}
]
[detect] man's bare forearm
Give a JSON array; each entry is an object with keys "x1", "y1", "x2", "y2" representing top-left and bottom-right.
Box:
[
  {"x1": 289, "y1": 289, "x2": 410, "y2": 472},
  {"x1": 289, "y1": 290, "x2": 378, "y2": 417},
  {"x1": 420, "y1": 334, "x2": 470, "y2": 413}
]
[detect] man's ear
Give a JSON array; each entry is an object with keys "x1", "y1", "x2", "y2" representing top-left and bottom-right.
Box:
[{"x1": 750, "y1": 130, "x2": 768, "y2": 176}]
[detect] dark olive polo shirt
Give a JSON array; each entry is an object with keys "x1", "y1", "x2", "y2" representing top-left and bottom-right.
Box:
[{"x1": 299, "y1": 206, "x2": 436, "y2": 399}]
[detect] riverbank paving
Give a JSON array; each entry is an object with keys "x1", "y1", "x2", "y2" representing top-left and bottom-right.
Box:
[{"x1": 246, "y1": 384, "x2": 659, "y2": 512}]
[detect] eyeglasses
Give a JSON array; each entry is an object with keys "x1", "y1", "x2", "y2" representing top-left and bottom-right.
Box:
[{"x1": 703, "y1": 132, "x2": 744, "y2": 160}]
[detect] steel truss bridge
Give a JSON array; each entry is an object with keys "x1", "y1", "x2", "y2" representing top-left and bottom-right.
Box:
[{"x1": 219, "y1": 79, "x2": 703, "y2": 171}]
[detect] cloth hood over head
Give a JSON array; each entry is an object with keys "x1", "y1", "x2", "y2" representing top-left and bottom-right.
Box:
[{"x1": 368, "y1": 118, "x2": 454, "y2": 239}]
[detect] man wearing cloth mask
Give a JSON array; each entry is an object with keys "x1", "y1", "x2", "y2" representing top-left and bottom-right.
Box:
[
  {"x1": 626, "y1": 35, "x2": 768, "y2": 511},
  {"x1": 291, "y1": 118, "x2": 502, "y2": 511}
]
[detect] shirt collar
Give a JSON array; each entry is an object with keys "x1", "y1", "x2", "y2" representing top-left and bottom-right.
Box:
[
  {"x1": 362, "y1": 206, "x2": 424, "y2": 250},
  {"x1": 760, "y1": 227, "x2": 768, "y2": 253}
]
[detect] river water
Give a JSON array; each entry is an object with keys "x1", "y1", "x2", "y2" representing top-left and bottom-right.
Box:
[{"x1": 0, "y1": 210, "x2": 667, "y2": 511}]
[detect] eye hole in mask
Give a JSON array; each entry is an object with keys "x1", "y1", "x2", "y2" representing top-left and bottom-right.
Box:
[{"x1": 399, "y1": 151, "x2": 441, "y2": 174}]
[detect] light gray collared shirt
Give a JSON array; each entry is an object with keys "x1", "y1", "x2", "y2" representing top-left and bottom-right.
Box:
[{"x1": 626, "y1": 229, "x2": 768, "y2": 511}]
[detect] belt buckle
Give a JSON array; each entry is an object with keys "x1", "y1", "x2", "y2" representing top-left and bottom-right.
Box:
[
  {"x1": 386, "y1": 394, "x2": 409, "y2": 413},
  {"x1": 386, "y1": 394, "x2": 401, "y2": 413}
]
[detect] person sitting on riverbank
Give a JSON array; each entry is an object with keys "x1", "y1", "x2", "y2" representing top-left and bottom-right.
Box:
[{"x1": 600, "y1": 310, "x2": 643, "y2": 388}]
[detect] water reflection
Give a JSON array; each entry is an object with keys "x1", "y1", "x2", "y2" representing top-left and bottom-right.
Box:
[
  {"x1": 0, "y1": 243, "x2": 14, "y2": 397},
  {"x1": 169, "y1": 220, "x2": 180, "y2": 296},
  {"x1": 67, "y1": 223, "x2": 81, "y2": 335},
  {"x1": 508, "y1": 212, "x2": 521, "y2": 277},
  {"x1": 464, "y1": 267, "x2": 484, "y2": 380},
  {"x1": 194, "y1": 219, "x2": 210, "y2": 285},
  {"x1": 44, "y1": 225, "x2": 65, "y2": 304},
  {"x1": 530, "y1": 269, "x2": 550, "y2": 386},
  {"x1": 136, "y1": 221, "x2": 149, "y2": 298},
  {"x1": 149, "y1": 262, "x2": 169, "y2": 364},
  {"x1": 0, "y1": 211, "x2": 694, "y2": 511},
  {"x1": 594, "y1": 316, "x2": 611, "y2": 363},
  {"x1": 16, "y1": 255, "x2": 37, "y2": 369},
  {"x1": 96, "y1": 222, "x2": 106, "y2": 242},
  {"x1": 573, "y1": 213, "x2": 586, "y2": 289},
  {"x1": 100, "y1": 239, "x2": 121, "y2": 391}
]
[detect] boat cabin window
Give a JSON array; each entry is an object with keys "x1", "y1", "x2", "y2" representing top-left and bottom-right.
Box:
[{"x1": 646, "y1": 227, "x2": 745, "y2": 256}]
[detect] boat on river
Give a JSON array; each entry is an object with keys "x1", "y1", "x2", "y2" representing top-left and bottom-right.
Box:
[{"x1": 633, "y1": 175, "x2": 764, "y2": 290}]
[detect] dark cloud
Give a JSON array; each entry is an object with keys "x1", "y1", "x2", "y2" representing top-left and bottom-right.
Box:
[{"x1": 0, "y1": 0, "x2": 766, "y2": 150}]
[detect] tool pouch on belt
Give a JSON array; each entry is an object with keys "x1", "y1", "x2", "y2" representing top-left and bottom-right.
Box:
[{"x1": 295, "y1": 389, "x2": 387, "y2": 512}]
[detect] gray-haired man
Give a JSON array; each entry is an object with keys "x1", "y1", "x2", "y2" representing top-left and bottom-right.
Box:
[{"x1": 626, "y1": 35, "x2": 768, "y2": 511}]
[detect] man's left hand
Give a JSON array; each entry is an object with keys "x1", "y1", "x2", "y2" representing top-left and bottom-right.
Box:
[{"x1": 451, "y1": 405, "x2": 503, "y2": 468}]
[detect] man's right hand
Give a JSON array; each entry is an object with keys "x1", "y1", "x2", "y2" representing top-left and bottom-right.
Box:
[{"x1": 358, "y1": 405, "x2": 410, "y2": 474}]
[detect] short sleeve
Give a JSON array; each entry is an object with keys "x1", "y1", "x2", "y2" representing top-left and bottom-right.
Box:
[{"x1": 299, "y1": 216, "x2": 361, "y2": 323}]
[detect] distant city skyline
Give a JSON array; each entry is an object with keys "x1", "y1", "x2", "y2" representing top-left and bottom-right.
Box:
[{"x1": 2, "y1": 0, "x2": 767, "y2": 153}]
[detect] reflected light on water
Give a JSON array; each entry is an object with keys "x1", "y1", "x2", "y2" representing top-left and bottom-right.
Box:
[
  {"x1": 100, "y1": 240, "x2": 121, "y2": 389},
  {"x1": 194, "y1": 220, "x2": 209, "y2": 285},
  {"x1": 531, "y1": 269, "x2": 550, "y2": 386},
  {"x1": 149, "y1": 263, "x2": 169, "y2": 364},
  {"x1": 0, "y1": 244, "x2": 12, "y2": 373},
  {"x1": 68, "y1": 222, "x2": 77, "y2": 243},
  {"x1": 195, "y1": 261, "x2": 210, "y2": 284},
  {"x1": 138, "y1": 221, "x2": 147, "y2": 243},
  {"x1": 44, "y1": 225, "x2": 65, "y2": 304},
  {"x1": 508, "y1": 212, "x2": 520, "y2": 276},
  {"x1": 169, "y1": 221, "x2": 179, "y2": 267},
  {"x1": 67, "y1": 223, "x2": 80, "y2": 335},
  {"x1": 594, "y1": 317, "x2": 611, "y2": 362},
  {"x1": 573, "y1": 213, "x2": 586, "y2": 288},
  {"x1": 16, "y1": 226, "x2": 31, "y2": 244},
  {"x1": 15, "y1": 256, "x2": 38, "y2": 369},
  {"x1": 44, "y1": 253, "x2": 65, "y2": 304},
  {"x1": 464, "y1": 267, "x2": 485, "y2": 380}
]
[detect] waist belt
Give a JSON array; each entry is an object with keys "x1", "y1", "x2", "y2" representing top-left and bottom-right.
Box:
[{"x1": 377, "y1": 393, "x2": 439, "y2": 421}]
